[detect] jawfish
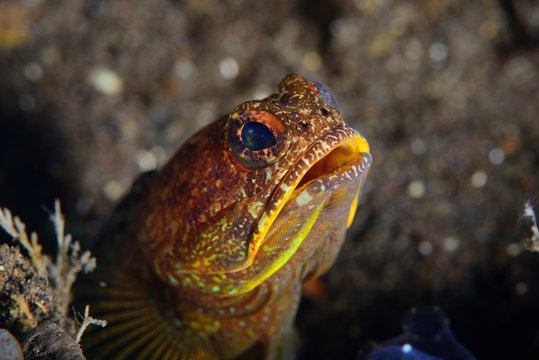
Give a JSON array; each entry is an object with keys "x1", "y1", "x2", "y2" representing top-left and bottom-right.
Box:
[{"x1": 80, "y1": 74, "x2": 371, "y2": 360}]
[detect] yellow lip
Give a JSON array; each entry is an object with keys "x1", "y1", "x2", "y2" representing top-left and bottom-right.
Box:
[
  {"x1": 243, "y1": 126, "x2": 371, "y2": 273},
  {"x1": 180, "y1": 126, "x2": 372, "y2": 296}
]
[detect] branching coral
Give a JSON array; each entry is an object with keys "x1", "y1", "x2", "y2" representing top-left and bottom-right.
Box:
[
  {"x1": 74, "y1": 305, "x2": 107, "y2": 344},
  {"x1": 0, "y1": 199, "x2": 106, "y2": 354},
  {"x1": 0, "y1": 205, "x2": 46, "y2": 277},
  {"x1": 46, "y1": 200, "x2": 97, "y2": 319}
]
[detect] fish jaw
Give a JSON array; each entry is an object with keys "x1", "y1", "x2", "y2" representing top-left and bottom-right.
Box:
[
  {"x1": 230, "y1": 128, "x2": 371, "y2": 294},
  {"x1": 177, "y1": 126, "x2": 371, "y2": 296}
]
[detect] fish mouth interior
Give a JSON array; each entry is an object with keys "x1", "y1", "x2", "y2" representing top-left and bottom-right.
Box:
[{"x1": 295, "y1": 138, "x2": 364, "y2": 190}]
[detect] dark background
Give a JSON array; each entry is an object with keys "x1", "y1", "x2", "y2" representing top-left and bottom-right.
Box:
[{"x1": 1, "y1": 0, "x2": 538, "y2": 359}]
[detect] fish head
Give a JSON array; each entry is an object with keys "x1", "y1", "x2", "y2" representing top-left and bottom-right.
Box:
[{"x1": 143, "y1": 74, "x2": 371, "y2": 295}]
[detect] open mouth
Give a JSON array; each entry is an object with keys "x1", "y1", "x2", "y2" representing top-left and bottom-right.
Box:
[
  {"x1": 286, "y1": 126, "x2": 371, "y2": 196},
  {"x1": 250, "y1": 126, "x2": 371, "y2": 262},
  {"x1": 192, "y1": 126, "x2": 371, "y2": 296},
  {"x1": 295, "y1": 133, "x2": 369, "y2": 190},
  {"x1": 230, "y1": 126, "x2": 371, "y2": 293}
]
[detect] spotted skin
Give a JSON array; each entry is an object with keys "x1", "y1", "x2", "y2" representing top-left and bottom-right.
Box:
[{"x1": 80, "y1": 74, "x2": 371, "y2": 360}]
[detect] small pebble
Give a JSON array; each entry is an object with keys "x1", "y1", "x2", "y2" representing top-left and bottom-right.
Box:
[
  {"x1": 40, "y1": 46, "x2": 61, "y2": 67},
  {"x1": 150, "y1": 145, "x2": 168, "y2": 165},
  {"x1": 479, "y1": 19, "x2": 499, "y2": 40},
  {"x1": 0, "y1": 329, "x2": 23, "y2": 360},
  {"x1": 405, "y1": 40, "x2": 423, "y2": 61},
  {"x1": 302, "y1": 50, "x2": 322, "y2": 72},
  {"x1": 18, "y1": 94, "x2": 35, "y2": 111},
  {"x1": 515, "y1": 282, "x2": 527, "y2": 295},
  {"x1": 408, "y1": 180, "x2": 426, "y2": 198},
  {"x1": 442, "y1": 236, "x2": 460, "y2": 253},
  {"x1": 23, "y1": 62, "x2": 43, "y2": 82},
  {"x1": 470, "y1": 171, "x2": 487, "y2": 188},
  {"x1": 429, "y1": 42, "x2": 448, "y2": 62},
  {"x1": 135, "y1": 149, "x2": 158, "y2": 171},
  {"x1": 103, "y1": 180, "x2": 124, "y2": 201},
  {"x1": 219, "y1": 57, "x2": 239, "y2": 80},
  {"x1": 418, "y1": 241, "x2": 433, "y2": 256},
  {"x1": 174, "y1": 59, "x2": 199, "y2": 81},
  {"x1": 488, "y1": 148, "x2": 505, "y2": 165},
  {"x1": 75, "y1": 196, "x2": 93, "y2": 215},
  {"x1": 88, "y1": 66, "x2": 123, "y2": 96},
  {"x1": 410, "y1": 139, "x2": 427, "y2": 156},
  {"x1": 506, "y1": 243, "x2": 521, "y2": 257},
  {"x1": 388, "y1": 16, "x2": 407, "y2": 36}
]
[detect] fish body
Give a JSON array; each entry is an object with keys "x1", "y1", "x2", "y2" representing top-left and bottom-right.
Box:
[{"x1": 80, "y1": 74, "x2": 371, "y2": 359}]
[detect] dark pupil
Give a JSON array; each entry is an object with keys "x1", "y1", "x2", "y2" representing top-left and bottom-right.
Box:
[{"x1": 241, "y1": 122, "x2": 276, "y2": 151}]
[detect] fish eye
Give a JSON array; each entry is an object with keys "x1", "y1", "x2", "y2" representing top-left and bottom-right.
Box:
[
  {"x1": 306, "y1": 79, "x2": 342, "y2": 113},
  {"x1": 241, "y1": 122, "x2": 276, "y2": 151},
  {"x1": 227, "y1": 109, "x2": 290, "y2": 170}
]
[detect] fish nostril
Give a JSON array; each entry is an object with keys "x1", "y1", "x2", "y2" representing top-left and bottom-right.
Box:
[{"x1": 306, "y1": 78, "x2": 343, "y2": 113}]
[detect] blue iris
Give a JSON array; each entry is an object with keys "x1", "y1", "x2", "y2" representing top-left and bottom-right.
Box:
[{"x1": 241, "y1": 122, "x2": 276, "y2": 151}]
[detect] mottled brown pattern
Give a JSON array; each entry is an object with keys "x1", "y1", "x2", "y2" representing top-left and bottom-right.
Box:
[{"x1": 81, "y1": 74, "x2": 371, "y2": 360}]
